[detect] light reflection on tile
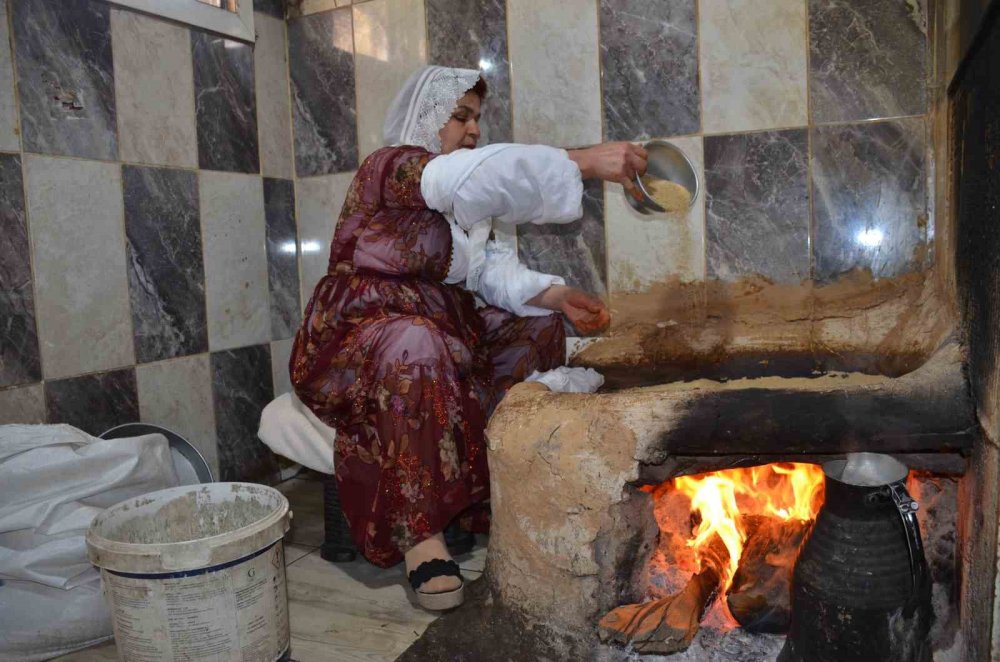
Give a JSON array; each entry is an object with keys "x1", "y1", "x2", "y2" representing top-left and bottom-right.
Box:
[
  {"x1": 264, "y1": 178, "x2": 300, "y2": 339},
  {"x1": 296, "y1": 172, "x2": 355, "y2": 309},
  {"x1": 812, "y1": 118, "x2": 928, "y2": 282}
]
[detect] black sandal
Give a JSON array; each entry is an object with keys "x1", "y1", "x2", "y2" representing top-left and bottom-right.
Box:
[{"x1": 407, "y1": 559, "x2": 465, "y2": 610}]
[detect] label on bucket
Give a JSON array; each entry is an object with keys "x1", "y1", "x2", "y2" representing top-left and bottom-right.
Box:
[{"x1": 102, "y1": 543, "x2": 289, "y2": 662}]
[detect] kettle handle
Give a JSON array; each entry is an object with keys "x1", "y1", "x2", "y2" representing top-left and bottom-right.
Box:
[{"x1": 886, "y1": 481, "x2": 927, "y2": 614}]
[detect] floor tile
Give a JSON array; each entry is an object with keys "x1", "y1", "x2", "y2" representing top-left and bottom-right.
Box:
[{"x1": 279, "y1": 477, "x2": 326, "y2": 546}]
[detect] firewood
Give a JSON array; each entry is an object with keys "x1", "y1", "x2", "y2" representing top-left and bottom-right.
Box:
[
  {"x1": 598, "y1": 534, "x2": 728, "y2": 654},
  {"x1": 726, "y1": 515, "x2": 811, "y2": 633}
]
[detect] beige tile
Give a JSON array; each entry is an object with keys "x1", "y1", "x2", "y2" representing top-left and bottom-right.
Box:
[
  {"x1": 353, "y1": 0, "x2": 427, "y2": 159},
  {"x1": 0, "y1": 383, "x2": 45, "y2": 424},
  {"x1": 136, "y1": 354, "x2": 219, "y2": 479},
  {"x1": 607, "y1": 136, "x2": 705, "y2": 293},
  {"x1": 200, "y1": 171, "x2": 271, "y2": 351},
  {"x1": 284, "y1": 542, "x2": 318, "y2": 565},
  {"x1": 25, "y1": 156, "x2": 134, "y2": 379},
  {"x1": 0, "y1": 0, "x2": 18, "y2": 151},
  {"x1": 286, "y1": 552, "x2": 438, "y2": 660},
  {"x1": 508, "y1": 0, "x2": 602, "y2": 148},
  {"x1": 271, "y1": 337, "x2": 295, "y2": 396},
  {"x1": 296, "y1": 172, "x2": 355, "y2": 307},
  {"x1": 279, "y1": 477, "x2": 326, "y2": 546},
  {"x1": 700, "y1": 0, "x2": 808, "y2": 134},
  {"x1": 255, "y1": 14, "x2": 294, "y2": 179},
  {"x1": 111, "y1": 8, "x2": 197, "y2": 168},
  {"x1": 49, "y1": 640, "x2": 118, "y2": 662}
]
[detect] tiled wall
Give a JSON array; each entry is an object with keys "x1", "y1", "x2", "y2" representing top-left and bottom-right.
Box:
[
  {"x1": 0, "y1": 0, "x2": 298, "y2": 483},
  {"x1": 0, "y1": 0, "x2": 933, "y2": 480}
]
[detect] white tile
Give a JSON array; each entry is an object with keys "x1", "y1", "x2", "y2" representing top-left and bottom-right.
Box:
[
  {"x1": 200, "y1": 172, "x2": 271, "y2": 351},
  {"x1": 0, "y1": 0, "x2": 18, "y2": 151},
  {"x1": 0, "y1": 383, "x2": 45, "y2": 424},
  {"x1": 353, "y1": 0, "x2": 427, "y2": 159},
  {"x1": 111, "y1": 8, "x2": 197, "y2": 168},
  {"x1": 296, "y1": 172, "x2": 354, "y2": 308},
  {"x1": 607, "y1": 136, "x2": 705, "y2": 293},
  {"x1": 136, "y1": 354, "x2": 219, "y2": 479},
  {"x1": 700, "y1": 0, "x2": 808, "y2": 134},
  {"x1": 271, "y1": 337, "x2": 294, "y2": 396},
  {"x1": 508, "y1": 0, "x2": 602, "y2": 147},
  {"x1": 25, "y1": 156, "x2": 134, "y2": 379},
  {"x1": 254, "y1": 14, "x2": 294, "y2": 179}
]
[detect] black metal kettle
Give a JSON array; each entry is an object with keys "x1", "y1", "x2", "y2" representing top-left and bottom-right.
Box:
[{"x1": 779, "y1": 453, "x2": 932, "y2": 662}]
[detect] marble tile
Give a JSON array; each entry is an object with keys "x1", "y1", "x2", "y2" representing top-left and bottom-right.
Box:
[
  {"x1": 288, "y1": 9, "x2": 358, "y2": 177},
  {"x1": 353, "y1": 0, "x2": 427, "y2": 158},
  {"x1": 812, "y1": 118, "x2": 928, "y2": 282},
  {"x1": 0, "y1": 0, "x2": 19, "y2": 151},
  {"x1": 600, "y1": 0, "x2": 699, "y2": 140},
  {"x1": 191, "y1": 30, "x2": 260, "y2": 173},
  {"x1": 271, "y1": 337, "x2": 295, "y2": 396},
  {"x1": 264, "y1": 178, "x2": 301, "y2": 339},
  {"x1": 136, "y1": 354, "x2": 219, "y2": 480},
  {"x1": 607, "y1": 136, "x2": 705, "y2": 292},
  {"x1": 426, "y1": 0, "x2": 512, "y2": 144},
  {"x1": 254, "y1": 0, "x2": 285, "y2": 18},
  {"x1": 518, "y1": 180, "x2": 607, "y2": 302},
  {"x1": 810, "y1": 0, "x2": 927, "y2": 124},
  {"x1": 112, "y1": 9, "x2": 197, "y2": 168},
  {"x1": 45, "y1": 368, "x2": 139, "y2": 436},
  {"x1": 211, "y1": 344, "x2": 278, "y2": 483},
  {"x1": 10, "y1": 0, "x2": 117, "y2": 160},
  {"x1": 296, "y1": 172, "x2": 354, "y2": 307},
  {"x1": 0, "y1": 383, "x2": 46, "y2": 424},
  {"x1": 705, "y1": 129, "x2": 810, "y2": 283},
  {"x1": 699, "y1": 0, "x2": 808, "y2": 134},
  {"x1": 508, "y1": 0, "x2": 602, "y2": 148},
  {"x1": 0, "y1": 154, "x2": 41, "y2": 387},
  {"x1": 200, "y1": 171, "x2": 271, "y2": 351},
  {"x1": 254, "y1": 14, "x2": 294, "y2": 179},
  {"x1": 25, "y1": 156, "x2": 133, "y2": 380},
  {"x1": 123, "y1": 166, "x2": 207, "y2": 363},
  {"x1": 277, "y1": 477, "x2": 325, "y2": 546}
]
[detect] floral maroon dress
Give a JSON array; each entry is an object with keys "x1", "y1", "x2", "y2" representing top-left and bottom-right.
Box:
[{"x1": 290, "y1": 146, "x2": 566, "y2": 567}]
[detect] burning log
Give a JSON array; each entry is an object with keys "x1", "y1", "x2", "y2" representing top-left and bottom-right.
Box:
[
  {"x1": 726, "y1": 515, "x2": 812, "y2": 633},
  {"x1": 598, "y1": 535, "x2": 728, "y2": 654}
]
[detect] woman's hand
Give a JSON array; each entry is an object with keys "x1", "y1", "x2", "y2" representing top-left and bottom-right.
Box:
[
  {"x1": 528, "y1": 285, "x2": 611, "y2": 336},
  {"x1": 568, "y1": 142, "x2": 648, "y2": 196}
]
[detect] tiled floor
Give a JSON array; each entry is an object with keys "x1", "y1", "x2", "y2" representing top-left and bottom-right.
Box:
[{"x1": 53, "y1": 470, "x2": 488, "y2": 662}]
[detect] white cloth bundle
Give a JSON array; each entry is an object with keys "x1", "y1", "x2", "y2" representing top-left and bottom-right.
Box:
[{"x1": 525, "y1": 366, "x2": 605, "y2": 393}]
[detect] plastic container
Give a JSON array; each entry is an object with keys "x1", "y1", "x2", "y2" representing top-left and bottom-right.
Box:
[{"x1": 85, "y1": 483, "x2": 292, "y2": 662}]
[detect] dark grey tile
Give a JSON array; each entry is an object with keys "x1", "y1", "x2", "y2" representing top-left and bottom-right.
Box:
[
  {"x1": 10, "y1": 0, "x2": 117, "y2": 160},
  {"x1": 123, "y1": 165, "x2": 208, "y2": 363},
  {"x1": 254, "y1": 0, "x2": 284, "y2": 19},
  {"x1": 426, "y1": 0, "x2": 512, "y2": 144},
  {"x1": 518, "y1": 180, "x2": 606, "y2": 334},
  {"x1": 192, "y1": 30, "x2": 260, "y2": 173},
  {"x1": 212, "y1": 344, "x2": 279, "y2": 483},
  {"x1": 812, "y1": 118, "x2": 927, "y2": 282},
  {"x1": 0, "y1": 153, "x2": 41, "y2": 387},
  {"x1": 45, "y1": 368, "x2": 139, "y2": 436},
  {"x1": 705, "y1": 129, "x2": 810, "y2": 283},
  {"x1": 809, "y1": 0, "x2": 927, "y2": 123},
  {"x1": 264, "y1": 177, "x2": 300, "y2": 340},
  {"x1": 600, "y1": 0, "x2": 699, "y2": 140},
  {"x1": 287, "y1": 10, "x2": 358, "y2": 176}
]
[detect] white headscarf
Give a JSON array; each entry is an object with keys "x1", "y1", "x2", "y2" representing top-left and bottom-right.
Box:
[{"x1": 382, "y1": 65, "x2": 483, "y2": 153}]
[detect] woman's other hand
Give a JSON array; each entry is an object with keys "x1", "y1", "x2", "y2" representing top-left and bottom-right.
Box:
[
  {"x1": 568, "y1": 142, "x2": 648, "y2": 197},
  {"x1": 528, "y1": 285, "x2": 610, "y2": 335}
]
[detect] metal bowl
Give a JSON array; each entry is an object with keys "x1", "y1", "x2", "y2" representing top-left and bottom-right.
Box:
[
  {"x1": 100, "y1": 422, "x2": 214, "y2": 485},
  {"x1": 626, "y1": 139, "x2": 700, "y2": 216}
]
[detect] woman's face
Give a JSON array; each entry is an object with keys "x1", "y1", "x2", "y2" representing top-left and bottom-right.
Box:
[{"x1": 438, "y1": 91, "x2": 482, "y2": 154}]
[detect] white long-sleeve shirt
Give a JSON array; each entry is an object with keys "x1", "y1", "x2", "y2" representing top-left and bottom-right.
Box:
[{"x1": 421, "y1": 144, "x2": 584, "y2": 316}]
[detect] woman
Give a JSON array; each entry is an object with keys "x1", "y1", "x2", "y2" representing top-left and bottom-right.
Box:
[{"x1": 291, "y1": 65, "x2": 647, "y2": 609}]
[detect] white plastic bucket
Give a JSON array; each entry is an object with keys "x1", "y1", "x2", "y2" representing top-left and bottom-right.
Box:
[{"x1": 85, "y1": 482, "x2": 292, "y2": 662}]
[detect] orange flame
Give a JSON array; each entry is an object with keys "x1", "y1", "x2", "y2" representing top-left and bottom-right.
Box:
[{"x1": 671, "y1": 463, "x2": 825, "y2": 589}]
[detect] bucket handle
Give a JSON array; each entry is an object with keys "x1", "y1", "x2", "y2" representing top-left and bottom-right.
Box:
[{"x1": 885, "y1": 481, "x2": 927, "y2": 615}]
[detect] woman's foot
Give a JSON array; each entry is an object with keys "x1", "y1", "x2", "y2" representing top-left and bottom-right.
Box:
[{"x1": 404, "y1": 533, "x2": 462, "y2": 593}]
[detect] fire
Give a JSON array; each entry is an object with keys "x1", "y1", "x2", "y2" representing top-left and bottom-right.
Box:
[{"x1": 671, "y1": 463, "x2": 825, "y2": 589}]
